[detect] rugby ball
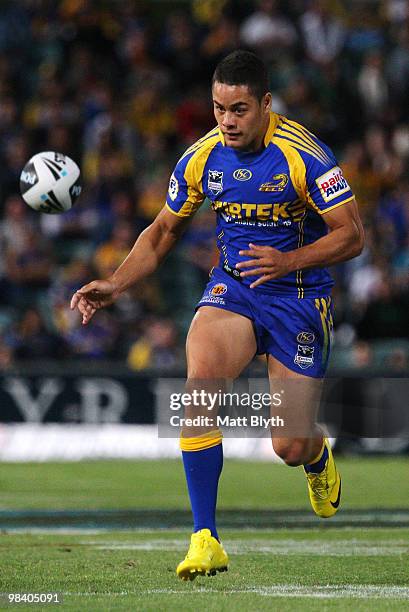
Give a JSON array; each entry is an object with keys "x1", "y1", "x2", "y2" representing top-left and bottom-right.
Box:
[{"x1": 20, "y1": 151, "x2": 82, "y2": 214}]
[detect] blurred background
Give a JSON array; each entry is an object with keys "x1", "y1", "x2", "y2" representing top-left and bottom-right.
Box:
[{"x1": 0, "y1": 0, "x2": 408, "y2": 459}]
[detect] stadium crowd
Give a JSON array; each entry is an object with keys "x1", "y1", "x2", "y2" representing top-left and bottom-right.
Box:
[{"x1": 0, "y1": 0, "x2": 408, "y2": 371}]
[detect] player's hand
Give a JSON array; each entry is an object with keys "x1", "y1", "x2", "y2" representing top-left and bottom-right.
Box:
[
  {"x1": 236, "y1": 243, "x2": 292, "y2": 288},
  {"x1": 70, "y1": 279, "x2": 119, "y2": 325}
]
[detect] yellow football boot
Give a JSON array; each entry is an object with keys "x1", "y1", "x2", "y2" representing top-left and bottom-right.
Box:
[
  {"x1": 304, "y1": 438, "x2": 342, "y2": 518},
  {"x1": 176, "y1": 528, "x2": 229, "y2": 581}
]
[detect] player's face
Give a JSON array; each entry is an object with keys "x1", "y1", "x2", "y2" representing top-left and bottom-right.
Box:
[{"x1": 212, "y1": 82, "x2": 271, "y2": 152}]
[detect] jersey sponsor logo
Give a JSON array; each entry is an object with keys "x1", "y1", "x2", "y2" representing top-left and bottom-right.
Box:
[
  {"x1": 259, "y1": 173, "x2": 288, "y2": 192},
  {"x1": 208, "y1": 170, "x2": 223, "y2": 196},
  {"x1": 168, "y1": 173, "x2": 179, "y2": 201},
  {"x1": 212, "y1": 200, "x2": 305, "y2": 223},
  {"x1": 211, "y1": 283, "x2": 227, "y2": 296},
  {"x1": 316, "y1": 166, "x2": 350, "y2": 203},
  {"x1": 233, "y1": 168, "x2": 252, "y2": 181},
  {"x1": 296, "y1": 331, "x2": 315, "y2": 344},
  {"x1": 294, "y1": 344, "x2": 314, "y2": 369}
]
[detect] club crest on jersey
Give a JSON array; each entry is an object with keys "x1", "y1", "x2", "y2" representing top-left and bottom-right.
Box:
[
  {"x1": 208, "y1": 170, "x2": 223, "y2": 196},
  {"x1": 294, "y1": 345, "x2": 314, "y2": 369},
  {"x1": 211, "y1": 283, "x2": 227, "y2": 296},
  {"x1": 316, "y1": 166, "x2": 350, "y2": 203},
  {"x1": 296, "y1": 331, "x2": 315, "y2": 344},
  {"x1": 259, "y1": 173, "x2": 288, "y2": 192},
  {"x1": 233, "y1": 168, "x2": 252, "y2": 181},
  {"x1": 168, "y1": 173, "x2": 179, "y2": 201}
]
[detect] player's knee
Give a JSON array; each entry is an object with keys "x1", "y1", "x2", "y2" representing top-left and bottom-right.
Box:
[
  {"x1": 272, "y1": 438, "x2": 310, "y2": 466},
  {"x1": 186, "y1": 367, "x2": 218, "y2": 381}
]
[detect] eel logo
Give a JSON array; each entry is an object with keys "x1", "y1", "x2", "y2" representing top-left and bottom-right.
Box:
[
  {"x1": 233, "y1": 168, "x2": 252, "y2": 181},
  {"x1": 259, "y1": 173, "x2": 288, "y2": 192}
]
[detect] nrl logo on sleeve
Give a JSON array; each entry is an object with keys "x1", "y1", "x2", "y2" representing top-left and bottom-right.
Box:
[
  {"x1": 208, "y1": 170, "x2": 223, "y2": 196},
  {"x1": 168, "y1": 173, "x2": 179, "y2": 201},
  {"x1": 316, "y1": 166, "x2": 350, "y2": 203}
]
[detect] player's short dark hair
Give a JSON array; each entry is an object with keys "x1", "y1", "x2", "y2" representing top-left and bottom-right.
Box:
[{"x1": 212, "y1": 50, "x2": 269, "y2": 101}]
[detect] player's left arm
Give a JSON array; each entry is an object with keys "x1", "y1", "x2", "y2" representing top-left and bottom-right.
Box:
[{"x1": 237, "y1": 198, "x2": 364, "y2": 288}]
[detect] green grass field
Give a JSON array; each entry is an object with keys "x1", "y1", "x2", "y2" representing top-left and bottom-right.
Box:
[{"x1": 0, "y1": 457, "x2": 408, "y2": 610}]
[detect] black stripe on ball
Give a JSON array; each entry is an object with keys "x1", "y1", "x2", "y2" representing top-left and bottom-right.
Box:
[{"x1": 42, "y1": 159, "x2": 60, "y2": 180}]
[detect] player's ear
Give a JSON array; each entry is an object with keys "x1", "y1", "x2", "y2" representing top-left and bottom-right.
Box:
[{"x1": 262, "y1": 92, "x2": 272, "y2": 113}]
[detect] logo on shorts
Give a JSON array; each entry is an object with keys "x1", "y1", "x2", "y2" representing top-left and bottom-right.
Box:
[
  {"x1": 294, "y1": 345, "x2": 315, "y2": 369},
  {"x1": 259, "y1": 173, "x2": 288, "y2": 192},
  {"x1": 168, "y1": 173, "x2": 179, "y2": 201},
  {"x1": 208, "y1": 170, "x2": 223, "y2": 196},
  {"x1": 316, "y1": 166, "x2": 350, "y2": 203},
  {"x1": 297, "y1": 331, "x2": 315, "y2": 344},
  {"x1": 233, "y1": 168, "x2": 252, "y2": 181},
  {"x1": 211, "y1": 283, "x2": 227, "y2": 296}
]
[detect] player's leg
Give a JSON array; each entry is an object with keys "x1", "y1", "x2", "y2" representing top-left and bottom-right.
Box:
[
  {"x1": 268, "y1": 355, "x2": 341, "y2": 518},
  {"x1": 182, "y1": 305, "x2": 257, "y2": 435},
  {"x1": 177, "y1": 306, "x2": 257, "y2": 580},
  {"x1": 182, "y1": 306, "x2": 256, "y2": 539},
  {"x1": 268, "y1": 354, "x2": 324, "y2": 464}
]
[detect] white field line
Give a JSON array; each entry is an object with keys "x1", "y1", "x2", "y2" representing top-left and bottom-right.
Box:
[
  {"x1": 58, "y1": 585, "x2": 409, "y2": 600},
  {"x1": 90, "y1": 538, "x2": 409, "y2": 556},
  {"x1": 146, "y1": 585, "x2": 409, "y2": 599}
]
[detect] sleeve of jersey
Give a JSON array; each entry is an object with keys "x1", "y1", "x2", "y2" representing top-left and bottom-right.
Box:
[
  {"x1": 165, "y1": 152, "x2": 205, "y2": 218},
  {"x1": 304, "y1": 145, "x2": 355, "y2": 215}
]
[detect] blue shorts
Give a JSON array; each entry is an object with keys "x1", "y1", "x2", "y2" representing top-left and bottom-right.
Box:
[{"x1": 197, "y1": 268, "x2": 333, "y2": 379}]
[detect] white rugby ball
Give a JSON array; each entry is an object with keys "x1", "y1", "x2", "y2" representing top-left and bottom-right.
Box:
[{"x1": 20, "y1": 151, "x2": 82, "y2": 214}]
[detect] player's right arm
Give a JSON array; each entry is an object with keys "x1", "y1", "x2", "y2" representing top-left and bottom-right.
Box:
[{"x1": 70, "y1": 207, "x2": 190, "y2": 325}]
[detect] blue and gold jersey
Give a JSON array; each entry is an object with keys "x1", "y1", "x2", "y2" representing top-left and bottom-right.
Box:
[{"x1": 166, "y1": 112, "x2": 354, "y2": 297}]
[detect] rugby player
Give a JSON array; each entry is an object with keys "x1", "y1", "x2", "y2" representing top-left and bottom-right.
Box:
[{"x1": 70, "y1": 51, "x2": 364, "y2": 581}]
